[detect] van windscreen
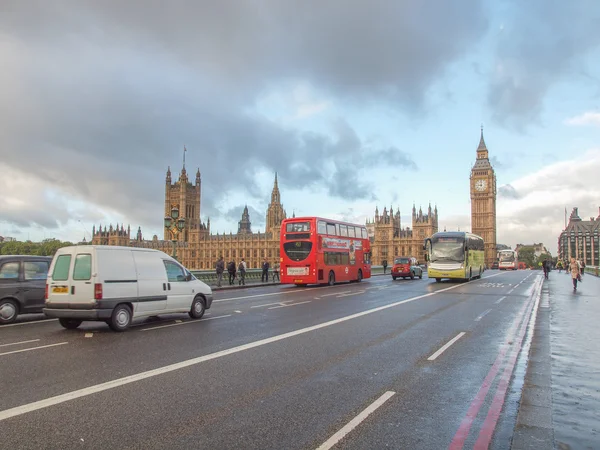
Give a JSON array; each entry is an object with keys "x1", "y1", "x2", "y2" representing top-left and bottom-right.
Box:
[{"x1": 52, "y1": 255, "x2": 71, "y2": 281}]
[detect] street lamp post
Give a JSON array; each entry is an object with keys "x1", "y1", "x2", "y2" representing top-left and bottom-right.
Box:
[{"x1": 164, "y1": 205, "x2": 185, "y2": 260}]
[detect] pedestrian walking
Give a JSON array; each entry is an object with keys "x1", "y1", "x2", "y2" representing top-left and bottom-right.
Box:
[
  {"x1": 238, "y1": 259, "x2": 247, "y2": 286},
  {"x1": 570, "y1": 257, "x2": 581, "y2": 291},
  {"x1": 215, "y1": 256, "x2": 224, "y2": 287},
  {"x1": 272, "y1": 262, "x2": 280, "y2": 282},
  {"x1": 261, "y1": 258, "x2": 270, "y2": 282},
  {"x1": 542, "y1": 259, "x2": 549, "y2": 280},
  {"x1": 382, "y1": 259, "x2": 388, "y2": 274},
  {"x1": 228, "y1": 260, "x2": 236, "y2": 285}
]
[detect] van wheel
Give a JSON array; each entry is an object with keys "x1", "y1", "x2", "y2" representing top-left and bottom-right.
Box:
[
  {"x1": 189, "y1": 296, "x2": 206, "y2": 319},
  {"x1": 0, "y1": 299, "x2": 19, "y2": 324},
  {"x1": 410, "y1": 272, "x2": 415, "y2": 280},
  {"x1": 357, "y1": 270, "x2": 363, "y2": 282},
  {"x1": 108, "y1": 304, "x2": 132, "y2": 332},
  {"x1": 59, "y1": 318, "x2": 82, "y2": 330},
  {"x1": 328, "y1": 271, "x2": 335, "y2": 286}
]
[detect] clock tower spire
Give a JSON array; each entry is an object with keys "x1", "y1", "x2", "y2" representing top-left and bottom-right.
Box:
[{"x1": 470, "y1": 126, "x2": 497, "y2": 267}]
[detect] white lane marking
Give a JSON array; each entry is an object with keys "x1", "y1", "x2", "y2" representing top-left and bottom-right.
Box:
[
  {"x1": 495, "y1": 296, "x2": 506, "y2": 304},
  {"x1": 0, "y1": 339, "x2": 41, "y2": 348},
  {"x1": 84, "y1": 333, "x2": 93, "y2": 338},
  {"x1": 268, "y1": 301, "x2": 312, "y2": 310},
  {"x1": 314, "y1": 297, "x2": 321, "y2": 300},
  {"x1": 427, "y1": 332, "x2": 466, "y2": 361},
  {"x1": 251, "y1": 302, "x2": 283, "y2": 308},
  {"x1": 0, "y1": 319, "x2": 57, "y2": 328},
  {"x1": 140, "y1": 315, "x2": 232, "y2": 331},
  {"x1": 0, "y1": 274, "x2": 492, "y2": 421},
  {"x1": 0, "y1": 342, "x2": 68, "y2": 357},
  {"x1": 316, "y1": 391, "x2": 396, "y2": 450},
  {"x1": 321, "y1": 291, "x2": 351, "y2": 298},
  {"x1": 338, "y1": 291, "x2": 366, "y2": 298},
  {"x1": 234, "y1": 310, "x2": 242, "y2": 314},
  {"x1": 474, "y1": 309, "x2": 492, "y2": 322},
  {"x1": 507, "y1": 289, "x2": 515, "y2": 294}
]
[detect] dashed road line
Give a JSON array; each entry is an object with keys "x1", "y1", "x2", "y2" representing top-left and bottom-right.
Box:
[
  {"x1": 338, "y1": 291, "x2": 366, "y2": 298},
  {"x1": 427, "y1": 332, "x2": 466, "y2": 361},
  {"x1": 316, "y1": 391, "x2": 396, "y2": 450},
  {"x1": 268, "y1": 301, "x2": 311, "y2": 310},
  {"x1": 0, "y1": 342, "x2": 68, "y2": 357},
  {"x1": 495, "y1": 296, "x2": 506, "y2": 304},
  {"x1": 474, "y1": 309, "x2": 492, "y2": 322},
  {"x1": 0, "y1": 319, "x2": 57, "y2": 328},
  {"x1": 0, "y1": 339, "x2": 41, "y2": 348},
  {"x1": 140, "y1": 315, "x2": 232, "y2": 331}
]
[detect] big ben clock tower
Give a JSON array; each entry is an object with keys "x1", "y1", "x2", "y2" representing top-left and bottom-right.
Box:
[{"x1": 470, "y1": 127, "x2": 497, "y2": 267}]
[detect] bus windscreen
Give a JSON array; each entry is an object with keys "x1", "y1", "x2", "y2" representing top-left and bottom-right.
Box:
[
  {"x1": 283, "y1": 241, "x2": 313, "y2": 261},
  {"x1": 430, "y1": 236, "x2": 465, "y2": 262}
]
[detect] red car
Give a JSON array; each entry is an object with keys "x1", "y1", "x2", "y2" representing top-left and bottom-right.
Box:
[{"x1": 391, "y1": 256, "x2": 423, "y2": 280}]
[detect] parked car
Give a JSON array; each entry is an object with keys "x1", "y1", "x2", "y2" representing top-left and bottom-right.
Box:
[
  {"x1": 0, "y1": 255, "x2": 52, "y2": 324},
  {"x1": 491, "y1": 261, "x2": 499, "y2": 270},
  {"x1": 391, "y1": 256, "x2": 423, "y2": 280},
  {"x1": 44, "y1": 245, "x2": 213, "y2": 331}
]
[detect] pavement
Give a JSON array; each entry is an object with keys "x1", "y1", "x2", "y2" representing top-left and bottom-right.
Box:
[
  {"x1": 511, "y1": 270, "x2": 600, "y2": 450},
  {"x1": 0, "y1": 270, "x2": 576, "y2": 449}
]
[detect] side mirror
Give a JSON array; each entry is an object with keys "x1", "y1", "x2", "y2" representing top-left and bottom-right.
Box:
[{"x1": 186, "y1": 273, "x2": 192, "y2": 282}]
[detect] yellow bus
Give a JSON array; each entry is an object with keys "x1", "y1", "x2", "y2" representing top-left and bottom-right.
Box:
[{"x1": 424, "y1": 231, "x2": 485, "y2": 282}]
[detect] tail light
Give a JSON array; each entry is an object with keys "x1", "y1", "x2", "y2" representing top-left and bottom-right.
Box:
[
  {"x1": 45, "y1": 284, "x2": 48, "y2": 300},
  {"x1": 94, "y1": 283, "x2": 103, "y2": 300}
]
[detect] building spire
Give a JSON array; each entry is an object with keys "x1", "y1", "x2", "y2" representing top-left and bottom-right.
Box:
[
  {"x1": 183, "y1": 145, "x2": 187, "y2": 170},
  {"x1": 477, "y1": 126, "x2": 487, "y2": 153}
]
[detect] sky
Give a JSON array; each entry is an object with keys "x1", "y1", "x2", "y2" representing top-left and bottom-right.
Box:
[{"x1": 1, "y1": 0, "x2": 600, "y2": 254}]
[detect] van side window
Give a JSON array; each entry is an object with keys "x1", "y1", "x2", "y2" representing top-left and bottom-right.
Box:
[
  {"x1": 52, "y1": 255, "x2": 71, "y2": 281},
  {"x1": 24, "y1": 261, "x2": 49, "y2": 280},
  {"x1": 73, "y1": 254, "x2": 92, "y2": 280},
  {"x1": 0, "y1": 262, "x2": 20, "y2": 279},
  {"x1": 163, "y1": 261, "x2": 186, "y2": 282}
]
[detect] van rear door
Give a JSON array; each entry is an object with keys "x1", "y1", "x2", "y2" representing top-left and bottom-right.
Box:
[
  {"x1": 68, "y1": 251, "x2": 95, "y2": 307},
  {"x1": 48, "y1": 251, "x2": 73, "y2": 306}
]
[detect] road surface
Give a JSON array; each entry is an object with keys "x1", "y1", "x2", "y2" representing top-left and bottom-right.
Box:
[{"x1": 0, "y1": 270, "x2": 541, "y2": 449}]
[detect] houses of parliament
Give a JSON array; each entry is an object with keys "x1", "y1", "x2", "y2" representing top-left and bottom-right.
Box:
[{"x1": 92, "y1": 130, "x2": 497, "y2": 270}]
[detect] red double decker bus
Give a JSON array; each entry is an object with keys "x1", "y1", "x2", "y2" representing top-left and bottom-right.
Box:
[{"x1": 280, "y1": 217, "x2": 372, "y2": 286}]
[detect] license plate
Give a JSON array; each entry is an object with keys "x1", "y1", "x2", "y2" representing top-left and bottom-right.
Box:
[
  {"x1": 52, "y1": 286, "x2": 68, "y2": 294},
  {"x1": 294, "y1": 279, "x2": 304, "y2": 284}
]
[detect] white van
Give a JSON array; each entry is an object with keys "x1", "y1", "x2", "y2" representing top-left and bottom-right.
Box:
[{"x1": 44, "y1": 245, "x2": 213, "y2": 332}]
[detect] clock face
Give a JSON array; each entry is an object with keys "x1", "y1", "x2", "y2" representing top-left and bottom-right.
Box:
[{"x1": 475, "y1": 179, "x2": 487, "y2": 192}]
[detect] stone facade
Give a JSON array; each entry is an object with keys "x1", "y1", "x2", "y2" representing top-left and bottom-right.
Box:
[
  {"x1": 470, "y1": 128, "x2": 497, "y2": 267},
  {"x1": 91, "y1": 161, "x2": 442, "y2": 270},
  {"x1": 558, "y1": 207, "x2": 600, "y2": 266},
  {"x1": 92, "y1": 165, "x2": 287, "y2": 270},
  {"x1": 368, "y1": 204, "x2": 439, "y2": 265}
]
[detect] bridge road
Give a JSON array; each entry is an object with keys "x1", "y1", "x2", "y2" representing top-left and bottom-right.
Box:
[{"x1": 0, "y1": 270, "x2": 540, "y2": 449}]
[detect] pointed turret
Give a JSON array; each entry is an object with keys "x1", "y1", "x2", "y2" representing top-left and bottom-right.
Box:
[
  {"x1": 474, "y1": 126, "x2": 491, "y2": 166},
  {"x1": 166, "y1": 166, "x2": 171, "y2": 183},
  {"x1": 196, "y1": 168, "x2": 201, "y2": 186}
]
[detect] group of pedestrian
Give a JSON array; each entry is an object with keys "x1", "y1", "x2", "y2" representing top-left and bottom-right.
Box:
[{"x1": 215, "y1": 256, "x2": 279, "y2": 287}]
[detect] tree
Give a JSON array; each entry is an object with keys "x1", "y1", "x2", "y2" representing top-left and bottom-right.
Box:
[
  {"x1": 518, "y1": 247, "x2": 536, "y2": 268},
  {"x1": 0, "y1": 239, "x2": 75, "y2": 256}
]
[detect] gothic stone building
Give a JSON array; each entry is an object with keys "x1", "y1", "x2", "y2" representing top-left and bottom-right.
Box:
[
  {"x1": 558, "y1": 207, "x2": 600, "y2": 266},
  {"x1": 92, "y1": 165, "x2": 287, "y2": 270},
  {"x1": 470, "y1": 128, "x2": 497, "y2": 267},
  {"x1": 368, "y1": 204, "x2": 439, "y2": 265}
]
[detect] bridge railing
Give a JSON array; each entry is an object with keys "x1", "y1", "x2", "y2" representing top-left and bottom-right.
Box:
[
  {"x1": 191, "y1": 265, "x2": 389, "y2": 286},
  {"x1": 584, "y1": 266, "x2": 600, "y2": 277}
]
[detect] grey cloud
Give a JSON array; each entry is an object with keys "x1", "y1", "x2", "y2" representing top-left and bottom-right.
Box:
[
  {"x1": 0, "y1": 0, "x2": 488, "y2": 231},
  {"x1": 222, "y1": 205, "x2": 266, "y2": 230},
  {"x1": 488, "y1": 1, "x2": 600, "y2": 128},
  {"x1": 498, "y1": 184, "x2": 521, "y2": 200}
]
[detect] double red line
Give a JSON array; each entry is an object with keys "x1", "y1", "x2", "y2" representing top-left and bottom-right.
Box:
[{"x1": 449, "y1": 276, "x2": 542, "y2": 450}]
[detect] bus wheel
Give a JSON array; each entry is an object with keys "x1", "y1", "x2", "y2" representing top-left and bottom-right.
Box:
[
  {"x1": 328, "y1": 271, "x2": 335, "y2": 286},
  {"x1": 357, "y1": 270, "x2": 363, "y2": 282},
  {"x1": 435, "y1": 278, "x2": 441, "y2": 283}
]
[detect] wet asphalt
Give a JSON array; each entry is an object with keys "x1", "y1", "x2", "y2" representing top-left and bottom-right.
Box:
[
  {"x1": 513, "y1": 270, "x2": 600, "y2": 450},
  {"x1": 0, "y1": 270, "x2": 551, "y2": 449}
]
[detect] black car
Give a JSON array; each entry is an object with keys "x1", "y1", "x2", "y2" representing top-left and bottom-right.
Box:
[{"x1": 0, "y1": 255, "x2": 52, "y2": 324}]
